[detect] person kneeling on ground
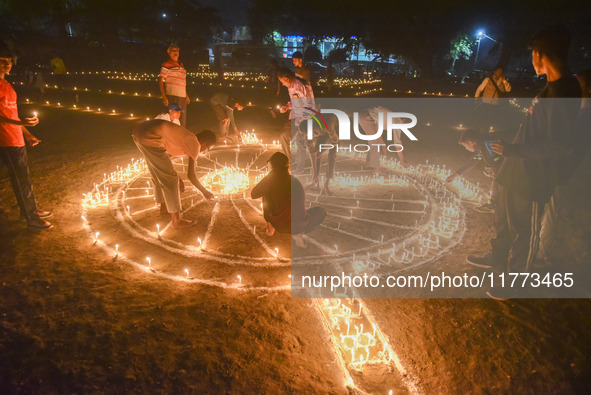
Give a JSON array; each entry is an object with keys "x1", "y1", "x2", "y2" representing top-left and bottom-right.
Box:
[
  {"x1": 132, "y1": 119, "x2": 216, "y2": 229},
  {"x1": 446, "y1": 129, "x2": 502, "y2": 213},
  {"x1": 251, "y1": 152, "x2": 326, "y2": 248}
]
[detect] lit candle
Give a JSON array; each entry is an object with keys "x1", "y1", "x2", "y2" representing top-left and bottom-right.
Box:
[
  {"x1": 237, "y1": 275, "x2": 242, "y2": 285},
  {"x1": 115, "y1": 244, "x2": 119, "y2": 258},
  {"x1": 185, "y1": 268, "x2": 189, "y2": 279}
]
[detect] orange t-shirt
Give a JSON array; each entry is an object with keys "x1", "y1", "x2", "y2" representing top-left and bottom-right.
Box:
[{"x1": 0, "y1": 79, "x2": 24, "y2": 147}]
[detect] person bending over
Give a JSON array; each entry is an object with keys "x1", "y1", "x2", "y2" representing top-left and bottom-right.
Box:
[
  {"x1": 446, "y1": 129, "x2": 502, "y2": 214},
  {"x1": 132, "y1": 120, "x2": 216, "y2": 228}
]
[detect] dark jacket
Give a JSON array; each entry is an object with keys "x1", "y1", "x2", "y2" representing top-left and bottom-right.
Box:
[{"x1": 495, "y1": 76, "x2": 581, "y2": 202}]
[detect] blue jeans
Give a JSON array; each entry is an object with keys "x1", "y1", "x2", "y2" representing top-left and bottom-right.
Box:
[{"x1": 0, "y1": 146, "x2": 40, "y2": 221}]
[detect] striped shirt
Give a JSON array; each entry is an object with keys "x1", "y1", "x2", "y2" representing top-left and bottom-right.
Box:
[{"x1": 160, "y1": 60, "x2": 187, "y2": 98}]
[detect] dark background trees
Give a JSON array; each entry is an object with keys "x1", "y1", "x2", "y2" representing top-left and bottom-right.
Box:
[{"x1": 249, "y1": 0, "x2": 591, "y2": 77}]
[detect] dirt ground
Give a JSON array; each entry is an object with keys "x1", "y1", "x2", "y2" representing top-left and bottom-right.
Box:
[{"x1": 1, "y1": 76, "x2": 590, "y2": 394}]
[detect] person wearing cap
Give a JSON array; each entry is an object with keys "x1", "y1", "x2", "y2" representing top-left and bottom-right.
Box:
[
  {"x1": 159, "y1": 44, "x2": 189, "y2": 127},
  {"x1": 0, "y1": 45, "x2": 52, "y2": 230},
  {"x1": 251, "y1": 152, "x2": 326, "y2": 248},
  {"x1": 155, "y1": 103, "x2": 183, "y2": 126},
  {"x1": 210, "y1": 92, "x2": 244, "y2": 142},
  {"x1": 132, "y1": 120, "x2": 217, "y2": 229},
  {"x1": 292, "y1": 51, "x2": 311, "y2": 84}
]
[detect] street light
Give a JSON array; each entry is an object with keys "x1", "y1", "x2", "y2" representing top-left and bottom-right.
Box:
[{"x1": 474, "y1": 30, "x2": 500, "y2": 69}]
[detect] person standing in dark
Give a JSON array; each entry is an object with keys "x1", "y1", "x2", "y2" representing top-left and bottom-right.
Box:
[
  {"x1": 326, "y1": 62, "x2": 335, "y2": 93},
  {"x1": 467, "y1": 25, "x2": 581, "y2": 294},
  {"x1": 538, "y1": 69, "x2": 591, "y2": 261},
  {"x1": 266, "y1": 58, "x2": 281, "y2": 100},
  {"x1": 0, "y1": 46, "x2": 52, "y2": 229},
  {"x1": 251, "y1": 152, "x2": 326, "y2": 248},
  {"x1": 159, "y1": 45, "x2": 190, "y2": 127},
  {"x1": 292, "y1": 51, "x2": 311, "y2": 85}
]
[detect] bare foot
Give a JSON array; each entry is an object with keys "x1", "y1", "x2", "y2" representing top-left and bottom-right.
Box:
[
  {"x1": 266, "y1": 222, "x2": 275, "y2": 236},
  {"x1": 172, "y1": 218, "x2": 194, "y2": 229},
  {"x1": 305, "y1": 180, "x2": 320, "y2": 191},
  {"x1": 292, "y1": 234, "x2": 307, "y2": 248},
  {"x1": 321, "y1": 183, "x2": 333, "y2": 196}
]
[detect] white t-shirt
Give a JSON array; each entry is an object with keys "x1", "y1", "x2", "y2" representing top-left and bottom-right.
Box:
[{"x1": 155, "y1": 112, "x2": 181, "y2": 125}]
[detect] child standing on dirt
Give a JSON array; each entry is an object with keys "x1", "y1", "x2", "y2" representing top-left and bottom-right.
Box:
[{"x1": 0, "y1": 45, "x2": 52, "y2": 230}]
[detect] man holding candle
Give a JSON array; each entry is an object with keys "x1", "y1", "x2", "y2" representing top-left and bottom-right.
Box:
[
  {"x1": 0, "y1": 45, "x2": 52, "y2": 230},
  {"x1": 132, "y1": 120, "x2": 216, "y2": 229}
]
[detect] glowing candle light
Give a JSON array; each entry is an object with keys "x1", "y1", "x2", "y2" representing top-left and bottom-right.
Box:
[
  {"x1": 156, "y1": 224, "x2": 160, "y2": 236},
  {"x1": 274, "y1": 247, "x2": 279, "y2": 257},
  {"x1": 33, "y1": 111, "x2": 38, "y2": 117},
  {"x1": 185, "y1": 268, "x2": 189, "y2": 279},
  {"x1": 115, "y1": 244, "x2": 119, "y2": 258},
  {"x1": 94, "y1": 232, "x2": 99, "y2": 244},
  {"x1": 197, "y1": 237, "x2": 202, "y2": 248},
  {"x1": 237, "y1": 275, "x2": 242, "y2": 285}
]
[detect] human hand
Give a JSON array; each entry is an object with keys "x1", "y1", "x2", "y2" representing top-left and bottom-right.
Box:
[
  {"x1": 25, "y1": 134, "x2": 41, "y2": 146},
  {"x1": 186, "y1": 96, "x2": 190, "y2": 104},
  {"x1": 279, "y1": 105, "x2": 288, "y2": 113},
  {"x1": 201, "y1": 189, "x2": 214, "y2": 200},
  {"x1": 22, "y1": 117, "x2": 39, "y2": 127},
  {"x1": 491, "y1": 140, "x2": 504, "y2": 155},
  {"x1": 162, "y1": 96, "x2": 169, "y2": 106}
]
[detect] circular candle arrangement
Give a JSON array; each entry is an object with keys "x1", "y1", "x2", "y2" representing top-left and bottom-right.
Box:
[{"x1": 81, "y1": 137, "x2": 486, "y2": 294}]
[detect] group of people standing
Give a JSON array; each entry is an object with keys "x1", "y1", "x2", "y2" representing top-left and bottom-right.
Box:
[
  {"x1": 2, "y1": 28, "x2": 589, "y2": 281},
  {"x1": 460, "y1": 25, "x2": 590, "y2": 298}
]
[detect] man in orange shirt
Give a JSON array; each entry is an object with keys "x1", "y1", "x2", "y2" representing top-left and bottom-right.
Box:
[
  {"x1": 0, "y1": 45, "x2": 52, "y2": 230},
  {"x1": 158, "y1": 44, "x2": 190, "y2": 127}
]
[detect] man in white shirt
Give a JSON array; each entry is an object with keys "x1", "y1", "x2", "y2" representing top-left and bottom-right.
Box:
[
  {"x1": 154, "y1": 103, "x2": 182, "y2": 125},
  {"x1": 475, "y1": 66, "x2": 512, "y2": 105}
]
